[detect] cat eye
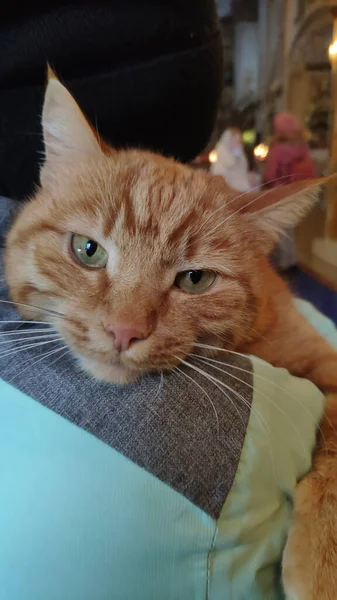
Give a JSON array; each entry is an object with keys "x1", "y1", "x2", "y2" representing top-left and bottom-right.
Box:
[
  {"x1": 70, "y1": 234, "x2": 108, "y2": 268},
  {"x1": 174, "y1": 270, "x2": 217, "y2": 293}
]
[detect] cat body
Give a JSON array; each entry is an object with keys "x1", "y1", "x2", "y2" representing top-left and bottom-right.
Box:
[{"x1": 5, "y1": 73, "x2": 337, "y2": 599}]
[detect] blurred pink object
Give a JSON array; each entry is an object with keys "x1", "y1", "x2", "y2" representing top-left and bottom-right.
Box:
[
  {"x1": 263, "y1": 112, "x2": 315, "y2": 188},
  {"x1": 273, "y1": 113, "x2": 301, "y2": 136},
  {"x1": 263, "y1": 112, "x2": 316, "y2": 270},
  {"x1": 263, "y1": 143, "x2": 316, "y2": 187}
]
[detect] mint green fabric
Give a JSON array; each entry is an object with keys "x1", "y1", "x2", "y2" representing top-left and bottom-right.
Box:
[
  {"x1": 0, "y1": 297, "x2": 335, "y2": 600},
  {"x1": 0, "y1": 380, "x2": 216, "y2": 600},
  {"x1": 210, "y1": 358, "x2": 324, "y2": 600},
  {"x1": 208, "y1": 297, "x2": 337, "y2": 600},
  {"x1": 295, "y1": 298, "x2": 337, "y2": 349},
  {"x1": 0, "y1": 359, "x2": 325, "y2": 600}
]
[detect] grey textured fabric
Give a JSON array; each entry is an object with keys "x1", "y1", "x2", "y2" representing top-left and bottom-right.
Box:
[
  {"x1": 0, "y1": 197, "x2": 253, "y2": 519},
  {"x1": 0, "y1": 197, "x2": 19, "y2": 246}
]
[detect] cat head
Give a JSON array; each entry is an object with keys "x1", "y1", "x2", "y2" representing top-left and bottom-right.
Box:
[{"x1": 5, "y1": 72, "x2": 326, "y2": 383}]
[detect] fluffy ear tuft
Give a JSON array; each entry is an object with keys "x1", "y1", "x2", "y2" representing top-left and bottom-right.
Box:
[
  {"x1": 237, "y1": 178, "x2": 332, "y2": 247},
  {"x1": 40, "y1": 67, "x2": 102, "y2": 188},
  {"x1": 46, "y1": 63, "x2": 58, "y2": 81}
]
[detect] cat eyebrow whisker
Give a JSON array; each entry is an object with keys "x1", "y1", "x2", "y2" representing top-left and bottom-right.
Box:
[
  {"x1": 0, "y1": 299, "x2": 67, "y2": 320},
  {"x1": 224, "y1": 174, "x2": 291, "y2": 211},
  {"x1": 195, "y1": 174, "x2": 291, "y2": 237},
  {"x1": 213, "y1": 180, "x2": 321, "y2": 237},
  {"x1": 207, "y1": 187, "x2": 272, "y2": 237}
]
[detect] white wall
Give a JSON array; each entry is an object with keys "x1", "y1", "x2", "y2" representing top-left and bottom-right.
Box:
[
  {"x1": 234, "y1": 22, "x2": 259, "y2": 107},
  {"x1": 216, "y1": 0, "x2": 232, "y2": 18}
]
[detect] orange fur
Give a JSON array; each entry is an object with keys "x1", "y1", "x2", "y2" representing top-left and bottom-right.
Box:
[{"x1": 5, "y1": 74, "x2": 337, "y2": 598}]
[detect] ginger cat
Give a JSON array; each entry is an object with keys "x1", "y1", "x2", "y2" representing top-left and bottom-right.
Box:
[{"x1": 5, "y1": 72, "x2": 337, "y2": 599}]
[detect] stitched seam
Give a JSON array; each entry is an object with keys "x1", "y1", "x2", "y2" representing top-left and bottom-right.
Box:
[{"x1": 206, "y1": 522, "x2": 218, "y2": 600}]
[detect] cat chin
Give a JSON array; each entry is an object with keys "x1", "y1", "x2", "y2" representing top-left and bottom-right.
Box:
[{"x1": 78, "y1": 356, "x2": 141, "y2": 384}]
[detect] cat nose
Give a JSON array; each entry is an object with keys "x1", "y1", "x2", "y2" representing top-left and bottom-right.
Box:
[{"x1": 105, "y1": 321, "x2": 151, "y2": 352}]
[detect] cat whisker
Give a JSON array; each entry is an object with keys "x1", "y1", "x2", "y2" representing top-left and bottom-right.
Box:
[
  {"x1": 0, "y1": 328, "x2": 57, "y2": 336},
  {"x1": 246, "y1": 325, "x2": 276, "y2": 347},
  {"x1": 47, "y1": 347, "x2": 71, "y2": 368},
  {"x1": 173, "y1": 364, "x2": 220, "y2": 439},
  {"x1": 0, "y1": 320, "x2": 55, "y2": 326},
  {"x1": 194, "y1": 342, "x2": 324, "y2": 413},
  {"x1": 0, "y1": 337, "x2": 63, "y2": 359},
  {"x1": 158, "y1": 370, "x2": 164, "y2": 394},
  {"x1": 194, "y1": 342, "x2": 264, "y2": 363},
  {"x1": 194, "y1": 343, "x2": 326, "y2": 420},
  {"x1": 194, "y1": 346, "x2": 329, "y2": 449},
  {"x1": 9, "y1": 345, "x2": 70, "y2": 385},
  {"x1": 182, "y1": 356, "x2": 268, "y2": 430},
  {"x1": 0, "y1": 299, "x2": 67, "y2": 320},
  {"x1": 0, "y1": 333, "x2": 61, "y2": 345},
  {"x1": 175, "y1": 355, "x2": 254, "y2": 432},
  {"x1": 5, "y1": 343, "x2": 65, "y2": 378},
  {"x1": 177, "y1": 356, "x2": 277, "y2": 477},
  {"x1": 139, "y1": 371, "x2": 166, "y2": 421},
  {"x1": 193, "y1": 355, "x2": 309, "y2": 456}
]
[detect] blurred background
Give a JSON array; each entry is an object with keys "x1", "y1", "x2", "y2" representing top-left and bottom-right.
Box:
[
  {"x1": 2, "y1": 0, "x2": 337, "y2": 322},
  {"x1": 192, "y1": 0, "x2": 337, "y2": 322}
]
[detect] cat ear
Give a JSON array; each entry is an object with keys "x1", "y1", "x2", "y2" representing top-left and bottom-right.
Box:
[
  {"x1": 40, "y1": 66, "x2": 102, "y2": 188},
  {"x1": 236, "y1": 178, "x2": 330, "y2": 243}
]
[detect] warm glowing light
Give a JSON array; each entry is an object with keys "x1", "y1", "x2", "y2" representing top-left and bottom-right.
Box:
[
  {"x1": 209, "y1": 150, "x2": 218, "y2": 163},
  {"x1": 329, "y1": 41, "x2": 337, "y2": 57},
  {"x1": 254, "y1": 143, "x2": 269, "y2": 161},
  {"x1": 242, "y1": 129, "x2": 256, "y2": 145}
]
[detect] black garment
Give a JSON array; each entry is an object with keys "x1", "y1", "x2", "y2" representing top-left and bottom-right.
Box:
[{"x1": 0, "y1": 1, "x2": 224, "y2": 199}]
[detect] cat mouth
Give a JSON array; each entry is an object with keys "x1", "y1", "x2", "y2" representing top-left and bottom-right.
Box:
[
  {"x1": 72, "y1": 336, "x2": 181, "y2": 383},
  {"x1": 104, "y1": 354, "x2": 129, "y2": 373},
  {"x1": 79, "y1": 353, "x2": 133, "y2": 383}
]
